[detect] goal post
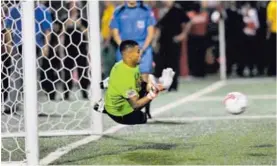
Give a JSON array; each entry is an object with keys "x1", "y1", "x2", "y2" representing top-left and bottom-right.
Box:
[
  {"x1": 21, "y1": 1, "x2": 39, "y2": 165},
  {"x1": 88, "y1": 0, "x2": 103, "y2": 135},
  {"x1": 219, "y1": 17, "x2": 227, "y2": 80}
]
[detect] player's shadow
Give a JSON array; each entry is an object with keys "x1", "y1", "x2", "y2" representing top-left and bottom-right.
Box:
[
  {"x1": 251, "y1": 144, "x2": 274, "y2": 148},
  {"x1": 53, "y1": 135, "x2": 198, "y2": 165},
  {"x1": 146, "y1": 119, "x2": 190, "y2": 125},
  {"x1": 247, "y1": 153, "x2": 268, "y2": 157},
  {"x1": 38, "y1": 113, "x2": 71, "y2": 117}
]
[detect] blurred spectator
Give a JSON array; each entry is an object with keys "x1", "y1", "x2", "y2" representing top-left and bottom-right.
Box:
[
  {"x1": 101, "y1": 1, "x2": 116, "y2": 78},
  {"x1": 238, "y1": 2, "x2": 260, "y2": 77},
  {"x1": 40, "y1": 18, "x2": 63, "y2": 101},
  {"x1": 1, "y1": 7, "x2": 13, "y2": 114},
  {"x1": 62, "y1": 1, "x2": 89, "y2": 100},
  {"x1": 146, "y1": 1, "x2": 160, "y2": 20},
  {"x1": 154, "y1": 1, "x2": 191, "y2": 91},
  {"x1": 4, "y1": 1, "x2": 52, "y2": 112},
  {"x1": 266, "y1": 0, "x2": 276, "y2": 76},
  {"x1": 101, "y1": 1, "x2": 115, "y2": 48},
  {"x1": 187, "y1": 2, "x2": 209, "y2": 77},
  {"x1": 158, "y1": 2, "x2": 169, "y2": 19},
  {"x1": 201, "y1": 0, "x2": 220, "y2": 13},
  {"x1": 5, "y1": 2, "x2": 52, "y2": 54},
  {"x1": 211, "y1": 2, "x2": 244, "y2": 77},
  {"x1": 256, "y1": 3, "x2": 268, "y2": 76}
]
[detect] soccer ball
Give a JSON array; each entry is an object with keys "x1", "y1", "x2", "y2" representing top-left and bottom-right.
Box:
[{"x1": 223, "y1": 92, "x2": 248, "y2": 115}]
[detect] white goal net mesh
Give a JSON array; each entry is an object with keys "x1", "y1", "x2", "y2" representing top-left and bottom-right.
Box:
[{"x1": 1, "y1": 0, "x2": 99, "y2": 162}]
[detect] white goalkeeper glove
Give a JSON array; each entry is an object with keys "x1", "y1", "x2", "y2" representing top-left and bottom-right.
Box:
[
  {"x1": 148, "y1": 74, "x2": 158, "y2": 86},
  {"x1": 158, "y1": 68, "x2": 175, "y2": 90}
]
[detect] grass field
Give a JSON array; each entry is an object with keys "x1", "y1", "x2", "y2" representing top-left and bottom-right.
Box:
[{"x1": 1, "y1": 77, "x2": 276, "y2": 165}]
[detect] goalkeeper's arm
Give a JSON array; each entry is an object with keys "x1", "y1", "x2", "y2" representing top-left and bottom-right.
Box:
[
  {"x1": 100, "y1": 67, "x2": 175, "y2": 92},
  {"x1": 128, "y1": 88, "x2": 158, "y2": 109}
]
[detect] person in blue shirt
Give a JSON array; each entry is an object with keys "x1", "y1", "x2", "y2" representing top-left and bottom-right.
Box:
[
  {"x1": 4, "y1": 2, "x2": 53, "y2": 113},
  {"x1": 5, "y1": 3, "x2": 52, "y2": 54},
  {"x1": 110, "y1": 1, "x2": 156, "y2": 119}
]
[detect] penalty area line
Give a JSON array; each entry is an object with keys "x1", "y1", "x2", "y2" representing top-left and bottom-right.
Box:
[
  {"x1": 149, "y1": 115, "x2": 277, "y2": 123},
  {"x1": 194, "y1": 94, "x2": 276, "y2": 101}
]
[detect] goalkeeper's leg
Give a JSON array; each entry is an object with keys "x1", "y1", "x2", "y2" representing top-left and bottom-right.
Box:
[
  {"x1": 139, "y1": 81, "x2": 152, "y2": 119},
  {"x1": 107, "y1": 109, "x2": 147, "y2": 125},
  {"x1": 93, "y1": 78, "x2": 109, "y2": 112},
  {"x1": 93, "y1": 98, "x2": 147, "y2": 125},
  {"x1": 145, "y1": 103, "x2": 151, "y2": 119}
]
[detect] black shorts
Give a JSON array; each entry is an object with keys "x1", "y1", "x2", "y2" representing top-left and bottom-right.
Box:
[{"x1": 105, "y1": 108, "x2": 147, "y2": 125}]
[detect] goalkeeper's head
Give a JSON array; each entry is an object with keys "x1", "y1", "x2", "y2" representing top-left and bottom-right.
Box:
[{"x1": 120, "y1": 40, "x2": 141, "y2": 66}]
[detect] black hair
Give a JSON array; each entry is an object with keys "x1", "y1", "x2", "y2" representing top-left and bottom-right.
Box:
[{"x1": 119, "y1": 40, "x2": 139, "y2": 54}]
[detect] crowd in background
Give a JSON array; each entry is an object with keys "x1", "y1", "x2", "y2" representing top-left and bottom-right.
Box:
[
  {"x1": 1, "y1": 0, "x2": 90, "y2": 113},
  {"x1": 100, "y1": 1, "x2": 276, "y2": 78},
  {"x1": 1, "y1": 1, "x2": 276, "y2": 113}
]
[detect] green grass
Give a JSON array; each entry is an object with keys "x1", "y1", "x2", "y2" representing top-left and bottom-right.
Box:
[{"x1": 52, "y1": 119, "x2": 276, "y2": 165}]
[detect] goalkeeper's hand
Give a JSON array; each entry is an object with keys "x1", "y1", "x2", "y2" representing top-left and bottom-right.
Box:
[
  {"x1": 147, "y1": 74, "x2": 163, "y2": 91},
  {"x1": 158, "y1": 68, "x2": 175, "y2": 90},
  {"x1": 146, "y1": 74, "x2": 160, "y2": 100},
  {"x1": 147, "y1": 84, "x2": 159, "y2": 100}
]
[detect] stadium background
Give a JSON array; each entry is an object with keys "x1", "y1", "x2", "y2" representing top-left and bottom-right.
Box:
[{"x1": 1, "y1": 0, "x2": 276, "y2": 165}]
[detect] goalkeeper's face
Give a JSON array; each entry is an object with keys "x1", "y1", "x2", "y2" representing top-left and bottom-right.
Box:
[{"x1": 129, "y1": 46, "x2": 141, "y2": 65}]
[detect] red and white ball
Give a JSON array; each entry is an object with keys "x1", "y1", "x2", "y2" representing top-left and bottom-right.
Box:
[{"x1": 223, "y1": 92, "x2": 248, "y2": 115}]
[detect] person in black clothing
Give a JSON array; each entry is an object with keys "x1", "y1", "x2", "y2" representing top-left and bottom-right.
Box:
[
  {"x1": 63, "y1": 1, "x2": 89, "y2": 100},
  {"x1": 211, "y1": 2, "x2": 244, "y2": 77},
  {"x1": 154, "y1": 1, "x2": 191, "y2": 91},
  {"x1": 224, "y1": 4, "x2": 244, "y2": 76},
  {"x1": 256, "y1": 4, "x2": 267, "y2": 76},
  {"x1": 187, "y1": 3, "x2": 209, "y2": 77},
  {"x1": 1, "y1": 17, "x2": 13, "y2": 113},
  {"x1": 237, "y1": 2, "x2": 260, "y2": 77},
  {"x1": 39, "y1": 20, "x2": 62, "y2": 100}
]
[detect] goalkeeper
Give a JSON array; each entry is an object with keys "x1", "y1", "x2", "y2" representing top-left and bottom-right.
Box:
[{"x1": 94, "y1": 40, "x2": 175, "y2": 125}]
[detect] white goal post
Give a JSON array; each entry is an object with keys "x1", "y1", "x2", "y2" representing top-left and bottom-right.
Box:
[
  {"x1": 219, "y1": 16, "x2": 227, "y2": 80},
  {"x1": 1, "y1": 0, "x2": 102, "y2": 165},
  {"x1": 21, "y1": 1, "x2": 39, "y2": 165}
]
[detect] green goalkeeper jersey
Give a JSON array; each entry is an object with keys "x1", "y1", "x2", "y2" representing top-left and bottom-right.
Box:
[{"x1": 105, "y1": 61, "x2": 141, "y2": 116}]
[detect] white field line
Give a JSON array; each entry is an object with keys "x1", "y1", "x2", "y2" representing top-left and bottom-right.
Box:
[
  {"x1": 226, "y1": 77, "x2": 276, "y2": 84},
  {"x1": 149, "y1": 115, "x2": 277, "y2": 123},
  {"x1": 194, "y1": 95, "x2": 276, "y2": 101},
  {"x1": 39, "y1": 81, "x2": 226, "y2": 165},
  {"x1": 1, "y1": 162, "x2": 27, "y2": 166}
]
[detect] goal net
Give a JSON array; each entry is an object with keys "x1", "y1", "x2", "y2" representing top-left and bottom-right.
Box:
[{"x1": 1, "y1": 0, "x2": 102, "y2": 164}]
